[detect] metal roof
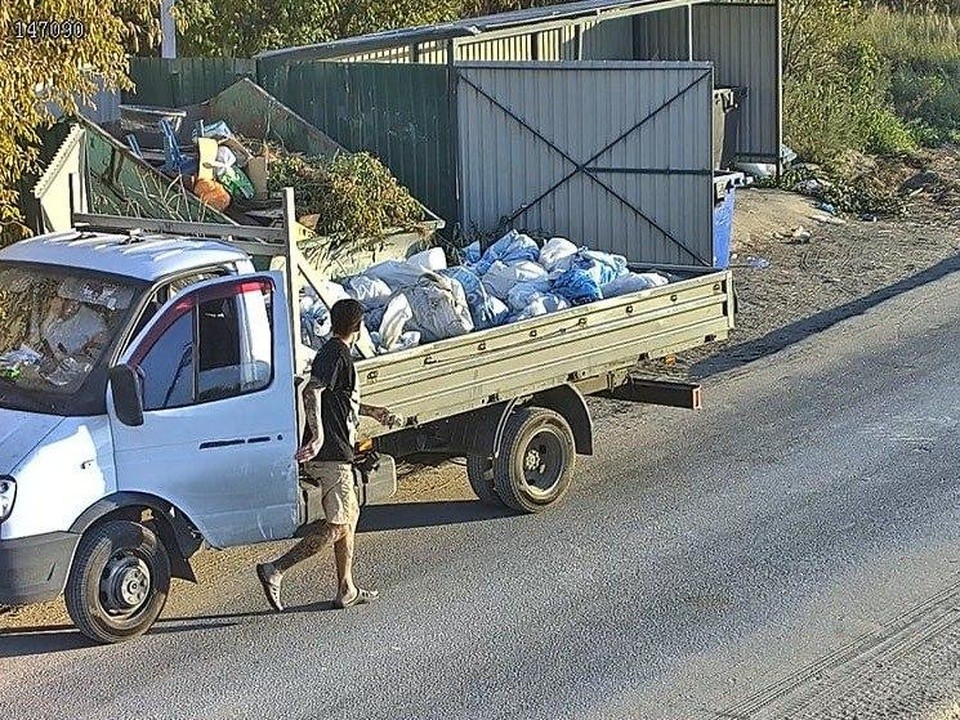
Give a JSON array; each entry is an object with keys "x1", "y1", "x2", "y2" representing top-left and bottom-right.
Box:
[
  {"x1": 0, "y1": 230, "x2": 248, "y2": 282},
  {"x1": 255, "y1": 0, "x2": 703, "y2": 62}
]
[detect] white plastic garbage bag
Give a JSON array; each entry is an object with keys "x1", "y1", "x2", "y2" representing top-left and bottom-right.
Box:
[
  {"x1": 487, "y1": 296, "x2": 510, "y2": 326},
  {"x1": 300, "y1": 298, "x2": 332, "y2": 349},
  {"x1": 539, "y1": 237, "x2": 579, "y2": 273},
  {"x1": 366, "y1": 260, "x2": 425, "y2": 291},
  {"x1": 602, "y1": 272, "x2": 669, "y2": 298},
  {"x1": 404, "y1": 272, "x2": 474, "y2": 343},
  {"x1": 407, "y1": 247, "x2": 447, "y2": 273},
  {"x1": 379, "y1": 293, "x2": 414, "y2": 351},
  {"x1": 482, "y1": 260, "x2": 550, "y2": 300},
  {"x1": 513, "y1": 293, "x2": 570, "y2": 322},
  {"x1": 382, "y1": 331, "x2": 421, "y2": 354},
  {"x1": 304, "y1": 280, "x2": 350, "y2": 305},
  {"x1": 344, "y1": 275, "x2": 393, "y2": 309},
  {"x1": 507, "y1": 282, "x2": 550, "y2": 313}
]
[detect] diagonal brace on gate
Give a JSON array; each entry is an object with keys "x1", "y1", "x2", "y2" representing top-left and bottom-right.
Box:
[{"x1": 459, "y1": 71, "x2": 713, "y2": 264}]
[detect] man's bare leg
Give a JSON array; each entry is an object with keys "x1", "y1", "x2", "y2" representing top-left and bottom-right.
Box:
[
  {"x1": 274, "y1": 522, "x2": 342, "y2": 573},
  {"x1": 332, "y1": 516, "x2": 377, "y2": 608},
  {"x1": 333, "y1": 527, "x2": 356, "y2": 605},
  {"x1": 256, "y1": 522, "x2": 346, "y2": 612}
]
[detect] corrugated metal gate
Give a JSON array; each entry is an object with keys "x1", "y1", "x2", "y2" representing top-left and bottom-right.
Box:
[
  {"x1": 457, "y1": 62, "x2": 714, "y2": 267},
  {"x1": 633, "y1": 3, "x2": 781, "y2": 163}
]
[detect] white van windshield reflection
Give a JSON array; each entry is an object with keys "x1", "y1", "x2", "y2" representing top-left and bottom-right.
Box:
[{"x1": 0, "y1": 264, "x2": 139, "y2": 394}]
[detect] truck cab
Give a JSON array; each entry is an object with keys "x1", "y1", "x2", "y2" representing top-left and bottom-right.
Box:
[{"x1": 0, "y1": 228, "x2": 314, "y2": 642}]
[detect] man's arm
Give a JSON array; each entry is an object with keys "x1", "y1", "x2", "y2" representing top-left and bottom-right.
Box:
[
  {"x1": 359, "y1": 403, "x2": 384, "y2": 419},
  {"x1": 359, "y1": 403, "x2": 401, "y2": 428},
  {"x1": 297, "y1": 377, "x2": 324, "y2": 462}
]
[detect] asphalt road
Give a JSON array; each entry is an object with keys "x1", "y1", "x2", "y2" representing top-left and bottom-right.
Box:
[{"x1": 2, "y1": 262, "x2": 960, "y2": 720}]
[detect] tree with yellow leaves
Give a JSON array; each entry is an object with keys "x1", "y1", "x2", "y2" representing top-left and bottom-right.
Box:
[{"x1": 0, "y1": 2, "x2": 162, "y2": 246}]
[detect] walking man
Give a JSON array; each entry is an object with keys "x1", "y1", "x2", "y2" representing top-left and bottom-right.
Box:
[{"x1": 256, "y1": 299, "x2": 397, "y2": 612}]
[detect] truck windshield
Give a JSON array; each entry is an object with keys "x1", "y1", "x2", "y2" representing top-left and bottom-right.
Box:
[{"x1": 0, "y1": 262, "x2": 146, "y2": 414}]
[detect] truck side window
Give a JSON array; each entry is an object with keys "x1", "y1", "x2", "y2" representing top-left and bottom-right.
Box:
[
  {"x1": 129, "y1": 271, "x2": 226, "y2": 347},
  {"x1": 139, "y1": 312, "x2": 195, "y2": 411},
  {"x1": 132, "y1": 279, "x2": 273, "y2": 410}
]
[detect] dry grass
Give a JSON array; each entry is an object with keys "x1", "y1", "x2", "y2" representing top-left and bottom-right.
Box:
[{"x1": 857, "y1": 8, "x2": 960, "y2": 63}]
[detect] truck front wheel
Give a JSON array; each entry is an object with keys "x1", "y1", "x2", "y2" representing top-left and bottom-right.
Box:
[
  {"x1": 65, "y1": 519, "x2": 171, "y2": 644},
  {"x1": 493, "y1": 407, "x2": 576, "y2": 513}
]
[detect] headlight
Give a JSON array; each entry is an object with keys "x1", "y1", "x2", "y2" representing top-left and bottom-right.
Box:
[{"x1": 0, "y1": 477, "x2": 15, "y2": 522}]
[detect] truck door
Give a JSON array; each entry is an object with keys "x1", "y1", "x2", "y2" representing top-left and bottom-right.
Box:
[{"x1": 108, "y1": 273, "x2": 300, "y2": 548}]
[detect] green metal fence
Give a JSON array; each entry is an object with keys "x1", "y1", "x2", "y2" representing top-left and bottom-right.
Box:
[
  {"x1": 125, "y1": 57, "x2": 457, "y2": 225},
  {"x1": 125, "y1": 58, "x2": 257, "y2": 108},
  {"x1": 260, "y1": 60, "x2": 455, "y2": 224}
]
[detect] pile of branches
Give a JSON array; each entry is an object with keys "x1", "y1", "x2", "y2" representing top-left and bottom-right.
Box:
[{"x1": 265, "y1": 147, "x2": 423, "y2": 238}]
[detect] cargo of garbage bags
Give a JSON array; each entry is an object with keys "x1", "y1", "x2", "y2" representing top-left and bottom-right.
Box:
[{"x1": 298, "y1": 230, "x2": 674, "y2": 356}]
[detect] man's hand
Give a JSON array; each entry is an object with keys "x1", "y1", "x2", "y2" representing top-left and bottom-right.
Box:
[
  {"x1": 365, "y1": 406, "x2": 402, "y2": 428},
  {"x1": 296, "y1": 439, "x2": 323, "y2": 464}
]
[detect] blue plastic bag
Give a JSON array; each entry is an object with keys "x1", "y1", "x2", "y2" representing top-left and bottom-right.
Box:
[
  {"x1": 573, "y1": 250, "x2": 628, "y2": 286},
  {"x1": 553, "y1": 268, "x2": 603, "y2": 306},
  {"x1": 463, "y1": 241, "x2": 482, "y2": 266},
  {"x1": 474, "y1": 230, "x2": 540, "y2": 275},
  {"x1": 439, "y1": 266, "x2": 506, "y2": 331}
]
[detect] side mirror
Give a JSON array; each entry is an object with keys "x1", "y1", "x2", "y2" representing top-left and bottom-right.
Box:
[{"x1": 110, "y1": 364, "x2": 144, "y2": 427}]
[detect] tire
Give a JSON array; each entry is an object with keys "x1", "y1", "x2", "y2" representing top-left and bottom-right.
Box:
[
  {"x1": 466, "y1": 455, "x2": 503, "y2": 506},
  {"x1": 492, "y1": 407, "x2": 576, "y2": 514},
  {"x1": 65, "y1": 519, "x2": 171, "y2": 644}
]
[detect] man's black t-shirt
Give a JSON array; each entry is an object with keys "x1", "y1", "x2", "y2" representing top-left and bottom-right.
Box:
[{"x1": 308, "y1": 338, "x2": 360, "y2": 462}]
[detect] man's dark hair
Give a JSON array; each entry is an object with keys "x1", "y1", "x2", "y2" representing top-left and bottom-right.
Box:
[{"x1": 330, "y1": 299, "x2": 365, "y2": 337}]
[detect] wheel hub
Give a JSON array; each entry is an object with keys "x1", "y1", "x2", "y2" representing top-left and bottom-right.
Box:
[
  {"x1": 524, "y1": 448, "x2": 543, "y2": 471},
  {"x1": 102, "y1": 553, "x2": 151, "y2": 612},
  {"x1": 521, "y1": 429, "x2": 565, "y2": 496}
]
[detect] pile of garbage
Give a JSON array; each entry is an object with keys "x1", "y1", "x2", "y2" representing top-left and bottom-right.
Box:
[
  {"x1": 300, "y1": 230, "x2": 673, "y2": 356},
  {"x1": 127, "y1": 116, "x2": 262, "y2": 211}
]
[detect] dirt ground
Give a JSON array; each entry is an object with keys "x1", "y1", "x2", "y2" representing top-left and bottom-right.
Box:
[{"x1": 646, "y1": 145, "x2": 960, "y2": 381}]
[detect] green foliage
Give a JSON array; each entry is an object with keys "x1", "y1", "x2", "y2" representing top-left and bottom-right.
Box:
[
  {"x1": 856, "y1": 9, "x2": 960, "y2": 145},
  {"x1": 783, "y1": 1, "x2": 921, "y2": 166},
  {"x1": 173, "y1": 0, "x2": 569, "y2": 57},
  {"x1": 769, "y1": 163, "x2": 907, "y2": 217},
  {"x1": 782, "y1": 0, "x2": 862, "y2": 79},
  {"x1": 785, "y1": 42, "x2": 914, "y2": 163},
  {"x1": 0, "y1": 1, "x2": 136, "y2": 246},
  {"x1": 266, "y1": 147, "x2": 424, "y2": 264}
]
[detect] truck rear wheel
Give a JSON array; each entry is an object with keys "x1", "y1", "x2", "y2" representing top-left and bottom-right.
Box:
[
  {"x1": 65, "y1": 519, "x2": 171, "y2": 644},
  {"x1": 493, "y1": 407, "x2": 575, "y2": 513},
  {"x1": 466, "y1": 455, "x2": 502, "y2": 505}
]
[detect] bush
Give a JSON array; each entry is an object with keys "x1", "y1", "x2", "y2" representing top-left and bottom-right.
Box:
[
  {"x1": 266, "y1": 148, "x2": 425, "y2": 266},
  {"x1": 784, "y1": 34, "x2": 916, "y2": 165},
  {"x1": 857, "y1": 9, "x2": 960, "y2": 144}
]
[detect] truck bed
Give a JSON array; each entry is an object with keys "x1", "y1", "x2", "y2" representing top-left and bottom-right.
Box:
[{"x1": 354, "y1": 267, "x2": 734, "y2": 439}]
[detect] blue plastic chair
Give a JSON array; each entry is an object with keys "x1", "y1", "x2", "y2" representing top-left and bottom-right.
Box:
[
  {"x1": 158, "y1": 118, "x2": 197, "y2": 176},
  {"x1": 125, "y1": 134, "x2": 143, "y2": 159}
]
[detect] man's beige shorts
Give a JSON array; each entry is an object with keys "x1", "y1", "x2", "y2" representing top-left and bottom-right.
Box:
[{"x1": 305, "y1": 461, "x2": 358, "y2": 526}]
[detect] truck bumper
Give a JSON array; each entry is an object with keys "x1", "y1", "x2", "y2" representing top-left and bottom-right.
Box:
[{"x1": 0, "y1": 531, "x2": 80, "y2": 605}]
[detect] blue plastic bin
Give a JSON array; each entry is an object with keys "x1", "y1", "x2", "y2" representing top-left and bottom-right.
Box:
[
  {"x1": 713, "y1": 188, "x2": 735, "y2": 269},
  {"x1": 713, "y1": 172, "x2": 749, "y2": 269}
]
